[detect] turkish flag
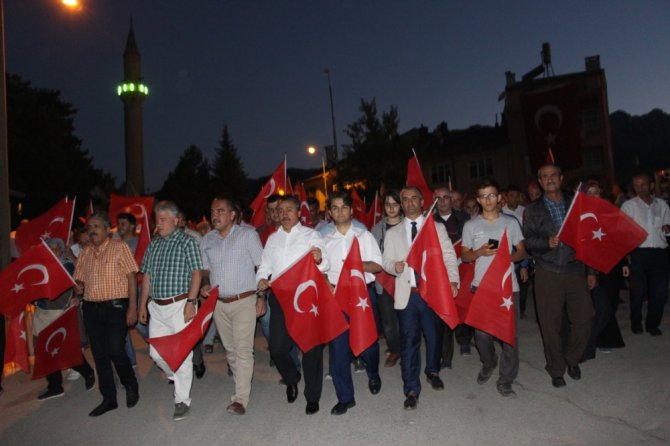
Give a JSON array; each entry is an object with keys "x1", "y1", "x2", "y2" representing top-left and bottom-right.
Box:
[
  {"x1": 250, "y1": 159, "x2": 288, "y2": 227},
  {"x1": 351, "y1": 189, "x2": 367, "y2": 227},
  {"x1": 294, "y1": 181, "x2": 312, "y2": 227},
  {"x1": 453, "y1": 240, "x2": 475, "y2": 321},
  {"x1": 375, "y1": 270, "x2": 396, "y2": 298},
  {"x1": 3, "y1": 312, "x2": 30, "y2": 374},
  {"x1": 134, "y1": 205, "x2": 152, "y2": 267},
  {"x1": 32, "y1": 306, "x2": 83, "y2": 379},
  {"x1": 464, "y1": 230, "x2": 516, "y2": 346},
  {"x1": 0, "y1": 241, "x2": 77, "y2": 318},
  {"x1": 15, "y1": 197, "x2": 75, "y2": 254},
  {"x1": 406, "y1": 153, "x2": 432, "y2": 209},
  {"x1": 334, "y1": 238, "x2": 377, "y2": 356},
  {"x1": 520, "y1": 83, "x2": 581, "y2": 172},
  {"x1": 108, "y1": 194, "x2": 154, "y2": 227},
  {"x1": 366, "y1": 190, "x2": 382, "y2": 229},
  {"x1": 271, "y1": 251, "x2": 348, "y2": 352},
  {"x1": 406, "y1": 218, "x2": 460, "y2": 329},
  {"x1": 558, "y1": 191, "x2": 647, "y2": 273},
  {"x1": 146, "y1": 287, "x2": 219, "y2": 371}
]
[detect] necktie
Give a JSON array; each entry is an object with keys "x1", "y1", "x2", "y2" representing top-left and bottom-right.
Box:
[{"x1": 411, "y1": 221, "x2": 417, "y2": 241}]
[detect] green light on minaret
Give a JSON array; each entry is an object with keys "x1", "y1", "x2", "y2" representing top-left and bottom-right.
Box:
[{"x1": 117, "y1": 82, "x2": 149, "y2": 96}]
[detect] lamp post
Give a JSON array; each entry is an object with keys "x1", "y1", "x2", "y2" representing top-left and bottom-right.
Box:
[
  {"x1": 323, "y1": 69, "x2": 338, "y2": 167},
  {"x1": 307, "y1": 145, "x2": 328, "y2": 198}
]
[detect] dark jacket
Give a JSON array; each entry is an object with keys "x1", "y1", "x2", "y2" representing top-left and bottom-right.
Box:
[
  {"x1": 433, "y1": 209, "x2": 469, "y2": 244},
  {"x1": 523, "y1": 194, "x2": 586, "y2": 274}
]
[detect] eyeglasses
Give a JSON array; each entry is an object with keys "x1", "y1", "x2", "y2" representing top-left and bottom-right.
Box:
[{"x1": 478, "y1": 193, "x2": 498, "y2": 201}]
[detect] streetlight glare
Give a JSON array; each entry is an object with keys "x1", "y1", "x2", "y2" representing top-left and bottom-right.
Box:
[
  {"x1": 307, "y1": 146, "x2": 316, "y2": 155},
  {"x1": 62, "y1": 0, "x2": 81, "y2": 10}
]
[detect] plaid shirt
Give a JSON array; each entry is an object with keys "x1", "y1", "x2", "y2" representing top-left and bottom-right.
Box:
[
  {"x1": 542, "y1": 194, "x2": 567, "y2": 230},
  {"x1": 141, "y1": 229, "x2": 203, "y2": 299},
  {"x1": 74, "y1": 238, "x2": 138, "y2": 302}
]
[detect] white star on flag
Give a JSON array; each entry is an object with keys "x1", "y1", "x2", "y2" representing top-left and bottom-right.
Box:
[
  {"x1": 11, "y1": 283, "x2": 24, "y2": 293},
  {"x1": 41, "y1": 231, "x2": 51, "y2": 240},
  {"x1": 356, "y1": 296, "x2": 370, "y2": 311},
  {"x1": 20, "y1": 330, "x2": 26, "y2": 340},
  {"x1": 50, "y1": 347, "x2": 60, "y2": 357},
  {"x1": 592, "y1": 228, "x2": 606, "y2": 240},
  {"x1": 500, "y1": 296, "x2": 513, "y2": 311},
  {"x1": 545, "y1": 132, "x2": 557, "y2": 145},
  {"x1": 309, "y1": 304, "x2": 319, "y2": 317}
]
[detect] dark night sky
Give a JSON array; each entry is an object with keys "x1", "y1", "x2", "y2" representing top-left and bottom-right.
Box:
[{"x1": 6, "y1": 1, "x2": 670, "y2": 192}]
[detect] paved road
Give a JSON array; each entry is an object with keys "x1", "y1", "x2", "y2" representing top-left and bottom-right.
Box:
[{"x1": 2, "y1": 292, "x2": 669, "y2": 446}]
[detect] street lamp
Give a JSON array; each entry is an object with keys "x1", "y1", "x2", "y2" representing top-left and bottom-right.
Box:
[{"x1": 307, "y1": 145, "x2": 328, "y2": 198}]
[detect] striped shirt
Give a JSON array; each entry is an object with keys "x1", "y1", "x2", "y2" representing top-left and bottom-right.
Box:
[
  {"x1": 201, "y1": 225, "x2": 263, "y2": 295},
  {"x1": 74, "y1": 238, "x2": 138, "y2": 302},
  {"x1": 141, "y1": 229, "x2": 203, "y2": 299}
]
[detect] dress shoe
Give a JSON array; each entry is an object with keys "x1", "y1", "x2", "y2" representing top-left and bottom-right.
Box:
[
  {"x1": 126, "y1": 383, "x2": 139, "y2": 408},
  {"x1": 647, "y1": 327, "x2": 663, "y2": 336},
  {"x1": 496, "y1": 382, "x2": 516, "y2": 397},
  {"x1": 38, "y1": 388, "x2": 64, "y2": 401},
  {"x1": 477, "y1": 363, "x2": 497, "y2": 384},
  {"x1": 305, "y1": 402, "x2": 319, "y2": 415},
  {"x1": 551, "y1": 376, "x2": 566, "y2": 388},
  {"x1": 384, "y1": 352, "x2": 400, "y2": 367},
  {"x1": 426, "y1": 373, "x2": 444, "y2": 390},
  {"x1": 440, "y1": 359, "x2": 452, "y2": 370},
  {"x1": 330, "y1": 400, "x2": 355, "y2": 415},
  {"x1": 567, "y1": 365, "x2": 581, "y2": 380},
  {"x1": 84, "y1": 373, "x2": 96, "y2": 391},
  {"x1": 173, "y1": 402, "x2": 190, "y2": 421},
  {"x1": 89, "y1": 399, "x2": 118, "y2": 417},
  {"x1": 194, "y1": 362, "x2": 206, "y2": 379},
  {"x1": 286, "y1": 384, "x2": 298, "y2": 403},
  {"x1": 227, "y1": 402, "x2": 246, "y2": 415},
  {"x1": 368, "y1": 378, "x2": 382, "y2": 395},
  {"x1": 632, "y1": 324, "x2": 643, "y2": 334},
  {"x1": 403, "y1": 392, "x2": 418, "y2": 410}
]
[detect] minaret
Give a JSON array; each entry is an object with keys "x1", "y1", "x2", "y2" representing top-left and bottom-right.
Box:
[{"x1": 118, "y1": 19, "x2": 148, "y2": 196}]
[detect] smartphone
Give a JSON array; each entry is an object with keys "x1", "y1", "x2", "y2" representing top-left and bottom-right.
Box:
[{"x1": 488, "y1": 238, "x2": 499, "y2": 249}]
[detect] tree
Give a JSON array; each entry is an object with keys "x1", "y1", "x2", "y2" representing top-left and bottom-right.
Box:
[
  {"x1": 157, "y1": 145, "x2": 211, "y2": 220},
  {"x1": 211, "y1": 125, "x2": 250, "y2": 206},
  {"x1": 7, "y1": 74, "x2": 116, "y2": 223}
]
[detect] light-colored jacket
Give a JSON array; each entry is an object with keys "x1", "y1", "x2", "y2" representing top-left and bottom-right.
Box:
[{"x1": 382, "y1": 219, "x2": 459, "y2": 310}]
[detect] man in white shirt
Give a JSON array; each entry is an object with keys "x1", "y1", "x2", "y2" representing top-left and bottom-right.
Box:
[{"x1": 621, "y1": 171, "x2": 670, "y2": 336}]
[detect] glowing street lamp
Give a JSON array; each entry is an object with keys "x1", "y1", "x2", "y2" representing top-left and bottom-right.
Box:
[
  {"x1": 307, "y1": 146, "x2": 328, "y2": 197},
  {"x1": 61, "y1": 0, "x2": 82, "y2": 11}
]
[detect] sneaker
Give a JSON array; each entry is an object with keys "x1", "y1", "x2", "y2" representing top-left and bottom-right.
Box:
[
  {"x1": 173, "y1": 402, "x2": 190, "y2": 421},
  {"x1": 66, "y1": 369, "x2": 81, "y2": 381},
  {"x1": 477, "y1": 363, "x2": 497, "y2": 384},
  {"x1": 354, "y1": 358, "x2": 366, "y2": 373},
  {"x1": 324, "y1": 373, "x2": 333, "y2": 381},
  {"x1": 497, "y1": 382, "x2": 516, "y2": 397},
  {"x1": 598, "y1": 347, "x2": 612, "y2": 354},
  {"x1": 38, "y1": 388, "x2": 64, "y2": 401}
]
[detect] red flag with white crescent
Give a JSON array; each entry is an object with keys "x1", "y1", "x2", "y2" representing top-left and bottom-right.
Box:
[
  {"x1": 271, "y1": 251, "x2": 348, "y2": 352},
  {"x1": 366, "y1": 190, "x2": 382, "y2": 229},
  {"x1": 350, "y1": 189, "x2": 367, "y2": 227},
  {"x1": 0, "y1": 241, "x2": 77, "y2": 318},
  {"x1": 3, "y1": 311, "x2": 30, "y2": 374},
  {"x1": 109, "y1": 194, "x2": 154, "y2": 227},
  {"x1": 15, "y1": 197, "x2": 75, "y2": 255},
  {"x1": 406, "y1": 153, "x2": 433, "y2": 210},
  {"x1": 145, "y1": 287, "x2": 219, "y2": 371},
  {"x1": 334, "y1": 238, "x2": 377, "y2": 356},
  {"x1": 464, "y1": 230, "x2": 516, "y2": 346},
  {"x1": 294, "y1": 181, "x2": 312, "y2": 227},
  {"x1": 250, "y1": 159, "x2": 288, "y2": 228},
  {"x1": 32, "y1": 306, "x2": 83, "y2": 379},
  {"x1": 405, "y1": 218, "x2": 460, "y2": 329}
]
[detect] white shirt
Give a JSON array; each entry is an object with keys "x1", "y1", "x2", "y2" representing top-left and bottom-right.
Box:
[
  {"x1": 404, "y1": 215, "x2": 425, "y2": 286},
  {"x1": 324, "y1": 225, "x2": 382, "y2": 285},
  {"x1": 621, "y1": 196, "x2": 670, "y2": 248},
  {"x1": 256, "y1": 222, "x2": 329, "y2": 281}
]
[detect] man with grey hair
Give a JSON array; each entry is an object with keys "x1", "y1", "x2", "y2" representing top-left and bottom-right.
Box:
[
  {"x1": 139, "y1": 201, "x2": 203, "y2": 421},
  {"x1": 74, "y1": 211, "x2": 140, "y2": 417}
]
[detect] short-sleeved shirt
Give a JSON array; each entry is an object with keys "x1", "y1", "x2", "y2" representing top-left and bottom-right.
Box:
[
  {"x1": 462, "y1": 214, "x2": 524, "y2": 291},
  {"x1": 141, "y1": 229, "x2": 203, "y2": 298},
  {"x1": 201, "y1": 225, "x2": 263, "y2": 295},
  {"x1": 621, "y1": 196, "x2": 670, "y2": 248},
  {"x1": 324, "y1": 225, "x2": 383, "y2": 285},
  {"x1": 74, "y1": 238, "x2": 139, "y2": 302}
]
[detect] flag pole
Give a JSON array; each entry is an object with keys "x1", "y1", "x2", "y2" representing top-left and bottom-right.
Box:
[
  {"x1": 556, "y1": 182, "x2": 582, "y2": 237},
  {"x1": 284, "y1": 153, "x2": 287, "y2": 195}
]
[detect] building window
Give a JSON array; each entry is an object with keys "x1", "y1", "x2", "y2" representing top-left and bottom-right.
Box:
[
  {"x1": 431, "y1": 163, "x2": 452, "y2": 185},
  {"x1": 583, "y1": 146, "x2": 603, "y2": 168},
  {"x1": 470, "y1": 158, "x2": 494, "y2": 179},
  {"x1": 581, "y1": 108, "x2": 601, "y2": 136}
]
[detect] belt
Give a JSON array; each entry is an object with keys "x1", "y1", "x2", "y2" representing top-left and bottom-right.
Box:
[
  {"x1": 152, "y1": 293, "x2": 189, "y2": 306},
  {"x1": 218, "y1": 290, "x2": 256, "y2": 304},
  {"x1": 410, "y1": 287, "x2": 420, "y2": 293},
  {"x1": 83, "y1": 298, "x2": 127, "y2": 305}
]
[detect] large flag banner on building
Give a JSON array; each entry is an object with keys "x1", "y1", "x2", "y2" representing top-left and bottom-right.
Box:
[
  {"x1": 406, "y1": 152, "x2": 433, "y2": 209},
  {"x1": 108, "y1": 194, "x2": 155, "y2": 227},
  {"x1": 32, "y1": 306, "x2": 83, "y2": 380},
  {"x1": 146, "y1": 288, "x2": 219, "y2": 371},
  {"x1": 405, "y1": 217, "x2": 460, "y2": 329},
  {"x1": 271, "y1": 251, "x2": 348, "y2": 352},
  {"x1": 250, "y1": 159, "x2": 288, "y2": 227},
  {"x1": 0, "y1": 241, "x2": 77, "y2": 318},
  {"x1": 334, "y1": 238, "x2": 378, "y2": 356},
  {"x1": 558, "y1": 191, "x2": 647, "y2": 273},
  {"x1": 3, "y1": 312, "x2": 30, "y2": 374},
  {"x1": 464, "y1": 230, "x2": 516, "y2": 346},
  {"x1": 15, "y1": 197, "x2": 75, "y2": 254},
  {"x1": 520, "y1": 83, "x2": 581, "y2": 172}
]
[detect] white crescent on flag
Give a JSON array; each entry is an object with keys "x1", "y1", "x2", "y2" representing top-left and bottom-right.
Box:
[
  {"x1": 45, "y1": 327, "x2": 67, "y2": 356},
  {"x1": 534, "y1": 104, "x2": 563, "y2": 129},
  {"x1": 264, "y1": 178, "x2": 277, "y2": 198},
  {"x1": 293, "y1": 280, "x2": 317, "y2": 314},
  {"x1": 420, "y1": 250, "x2": 428, "y2": 281},
  {"x1": 17, "y1": 263, "x2": 50, "y2": 286},
  {"x1": 579, "y1": 212, "x2": 598, "y2": 222},
  {"x1": 49, "y1": 217, "x2": 65, "y2": 225},
  {"x1": 350, "y1": 269, "x2": 367, "y2": 286},
  {"x1": 200, "y1": 313, "x2": 213, "y2": 335}
]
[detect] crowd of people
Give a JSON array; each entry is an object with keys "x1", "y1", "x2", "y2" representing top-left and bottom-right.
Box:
[{"x1": 2, "y1": 163, "x2": 669, "y2": 423}]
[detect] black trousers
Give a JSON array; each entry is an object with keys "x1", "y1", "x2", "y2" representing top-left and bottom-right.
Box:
[
  {"x1": 268, "y1": 292, "x2": 323, "y2": 404},
  {"x1": 629, "y1": 248, "x2": 670, "y2": 330},
  {"x1": 82, "y1": 299, "x2": 138, "y2": 402},
  {"x1": 46, "y1": 357, "x2": 94, "y2": 392}
]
